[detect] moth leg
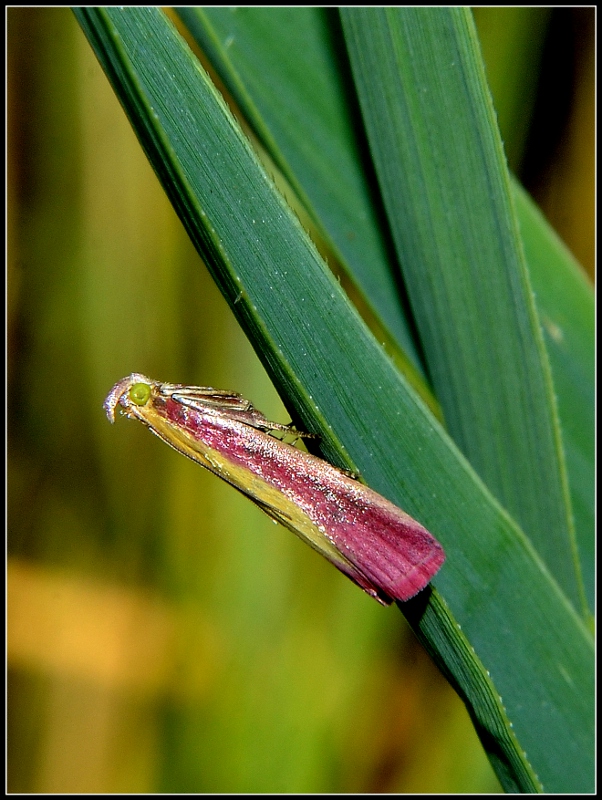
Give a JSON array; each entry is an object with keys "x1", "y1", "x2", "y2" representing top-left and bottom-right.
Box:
[{"x1": 265, "y1": 423, "x2": 319, "y2": 444}]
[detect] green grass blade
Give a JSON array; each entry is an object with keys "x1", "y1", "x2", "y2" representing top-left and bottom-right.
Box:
[
  {"x1": 340, "y1": 8, "x2": 584, "y2": 615},
  {"x1": 74, "y1": 7, "x2": 594, "y2": 791},
  {"x1": 176, "y1": 8, "x2": 593, "y2": 613},
  {"x1": 513, "y1": 181, "x2": 595, "y2": 610},
  {"x1": 177, "y1": 7, "x2": 424, "y2": 375}
]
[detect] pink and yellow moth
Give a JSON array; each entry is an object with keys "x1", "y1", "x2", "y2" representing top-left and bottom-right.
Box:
[{"x1": 104, "y1": 374, "x2": 445, "y2": 605}]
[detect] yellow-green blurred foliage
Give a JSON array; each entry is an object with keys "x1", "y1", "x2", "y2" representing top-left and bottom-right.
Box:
[
  {"x1": 9, "y1": 7, "x2": 591, "y2": 793},
  {"x1": 474, "y1": 6, "x2": 594, "y2": 281}
]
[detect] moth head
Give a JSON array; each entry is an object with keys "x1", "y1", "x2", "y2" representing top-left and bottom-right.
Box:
[{"x1": 103, "y1": 373, "x2": 154, "y2": 423}]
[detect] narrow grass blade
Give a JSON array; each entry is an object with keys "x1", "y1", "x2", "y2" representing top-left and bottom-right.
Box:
[
  {"x1": 341, "y1": 8, "x2": 584, "y2": 615},
  {"x1": 513, "y1": 181, "x2": 594, "y2": 611}
]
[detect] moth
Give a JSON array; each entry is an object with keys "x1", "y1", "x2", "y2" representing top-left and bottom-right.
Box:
[{"x1": 104, "y1": 374, "x2": 445, "y2": 605}]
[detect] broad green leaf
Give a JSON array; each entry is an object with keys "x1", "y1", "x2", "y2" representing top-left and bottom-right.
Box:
[
  {"x1": 340, "y1": 8, "x2": 584, "y2": 615},
  {"x1": 177, "y1": 7, "x2": 423, "y2": 374},
  {"x1": 74, "y1": 7, "x2": 593, "y2": 792}
]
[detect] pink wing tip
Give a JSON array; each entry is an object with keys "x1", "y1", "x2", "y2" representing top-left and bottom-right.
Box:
[{"x1": 392, "y1": 543, "x2": 445, "y2": 602}]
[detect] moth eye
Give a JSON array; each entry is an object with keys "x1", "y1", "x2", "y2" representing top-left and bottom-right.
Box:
[{"x1": 129, "y1": 382, "x2": 152, "y2": 407}]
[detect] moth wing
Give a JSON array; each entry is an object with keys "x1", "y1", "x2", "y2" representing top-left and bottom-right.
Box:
[
  {"x1": 172, "y1": 391, "x2": 311, "y2": 437},
  {"x1": 168, "y1": 385, "x2": 252, "y2": 410},
  {"x1": 244, "y1": 488, "x2": 392, "y2": 606}
]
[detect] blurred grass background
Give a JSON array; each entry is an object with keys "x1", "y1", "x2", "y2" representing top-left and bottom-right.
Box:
[{"x1": 7, "y1": 7, "x2": 593, "y2": 793}]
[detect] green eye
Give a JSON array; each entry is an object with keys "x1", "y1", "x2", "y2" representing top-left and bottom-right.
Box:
[{"x1": 129, "y1": 382, "x2": 152, "y2": 406}]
